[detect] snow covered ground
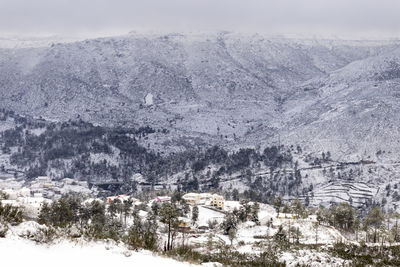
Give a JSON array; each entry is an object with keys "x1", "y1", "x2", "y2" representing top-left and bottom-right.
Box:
[
  {"x1": 0, "y1": 221, "x2": 195, "y2": 267},
  {"x1": 281, "y1": 249, "x2": 347, "y2": 267},
  {"x1": 0, "y1": 200, "x2": 374, "y2": 266},
  {"x1": 0, "y1": 237, "x2": 195, "y2": 267}
]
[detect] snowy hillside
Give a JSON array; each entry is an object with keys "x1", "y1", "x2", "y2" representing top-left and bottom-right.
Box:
[
  {"x1": 2, "y1": 33, "x2": 400, "y2": 213},
  {"x1": 0, "y1": 33, "x2": 400, "y2": 158}
]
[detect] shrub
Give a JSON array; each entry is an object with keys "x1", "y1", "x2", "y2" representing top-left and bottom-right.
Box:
[
  {"x1": 0, "y1": 203, "x2": 23, "y2": 225},
  {"x1": 0, "y1": 222, "x2": 8, "y2": 237},
  {"x1": 32, "y1": 227, "x2": 57, "y2": 243}
]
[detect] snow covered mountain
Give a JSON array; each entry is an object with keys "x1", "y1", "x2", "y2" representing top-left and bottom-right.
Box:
[
  {"x1": 0, "y1": 32, "x2": 400, "y2": 160},
  {"x1": 281, "y1": 45, "x2": 400, "y2": 161}
]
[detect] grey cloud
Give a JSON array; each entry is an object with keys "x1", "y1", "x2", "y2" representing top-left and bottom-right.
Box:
[{"x1": 1, "y1": 0, "x2": 400, "y2": 38}]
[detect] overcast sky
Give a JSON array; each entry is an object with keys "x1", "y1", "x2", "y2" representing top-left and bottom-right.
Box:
[{"x1": 1, "y1": 0, "x2": 400, "y2": 39}]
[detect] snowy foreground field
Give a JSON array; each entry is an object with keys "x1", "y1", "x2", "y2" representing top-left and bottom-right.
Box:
[
  {"x1": 2, "y1": 199, "x2": 399, "y2": 266},
  {"x1": 0, "y1": 201, "x2": 350, "y2": 267},
  {"x1": 0, "y1": 234, "x2": 345, "y2": 267},
  {"x1": 0, "y1": 237, "x2": 195, "y2": 267}
]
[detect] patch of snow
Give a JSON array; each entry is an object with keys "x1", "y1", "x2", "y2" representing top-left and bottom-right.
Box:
[{"x1": 145, "y1": 93, "x2": 154, "y2": 106}]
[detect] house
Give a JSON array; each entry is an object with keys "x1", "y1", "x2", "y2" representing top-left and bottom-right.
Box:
[
  {"x1": 0, "y1": 178, "x2": 24, "y2": 190},
  {"x1": 0, "y1": 199, "x2": 18, "y2": 207},
  {"x1": 18, "y1": 196, "x2": 48, "y2": 218},
  {"x1": 178, "y1": 217, "x2": 191, "y2": 232},
  {"x1": 33, "y1": 193, "x2": 43, "y2": 198},
  {"x1": 18, "y1": 187, "x2": 31, "y2": 197},
  {"x1": 182, "y1": 192, "x2": 213, "y2": 205},
  {"x1": 3, "y1": 189, "x2": 17, "y2": 200},
  {"x1": 197, "y1": 224, "x2": 209, "y2": 233},
  {"x1": 36, "y1": 176, "x2": 51, "y2": 183},
  {"x1": 182, "y1": 193, "x2": 201, "y2": 205},
  {"x1": 199, "y1": 193, "x2": 213, "y2": 204},
  {"x1": 77, "y1": 181, "x2": 88, "y2": 187},
  {"x1": 1, "y1": 188, "x2": 31, "y2": 200},
  {"x1": 210, "y1": 194, "x2": 224, "y2": 210},
  {"x1": 1, "y1": 193, "x2": 50, "y2": 218},
  {"x1": 30, "y1": 176, "x2": 54, "y2": 192},
  {"x1": 106, "y1": 194, "x2": 130, "y2": 203},
  {"x1": 62, "y1": 178, "x2": 75, "y2": 185},
  {"x1": 156, "y1": 196, "x2": 171, "y2": 203}
]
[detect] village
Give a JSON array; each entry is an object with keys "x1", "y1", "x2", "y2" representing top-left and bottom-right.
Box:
[
  {"x1": 0, "y1": 175, "x2": 225, "y2": 220},
  {"x1": 1, "y1": 175, "x2": 399, "y2": 266},
  {"x1": 0, "y1": 175, "x2": 342, "y2": 246}
]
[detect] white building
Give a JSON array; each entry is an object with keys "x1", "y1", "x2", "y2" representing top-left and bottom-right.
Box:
[
  {"x1": 62, "y1": 178, "x2": 75, "y2": 185},
  {"x1": 18, "y1": 187, "x2": 31, "y2": 197},
  {"x1": 0, "y1": 191, "x2": 50, "y2": 219},
  {"x1": 30, "y1": 176, "x2": 54, "y2": 193},
  {"x1": 17, "y1": 196, "x2": 48, "y2": 218},
  {"x1": 0, "y1": 178, "x2": 23, "y2": 190},
  {"x1": 182, "y1": 192, "x2": 213, "y2": 205},
  {"x1": 36, "y1": 176, "x2": 51, "y2": 183},
  {"x1": 182, "y1": 193, "x2": 200, "y2": 205},
  {"x1": 3, "y1": 189, "x2": 18, "y2": 200}
]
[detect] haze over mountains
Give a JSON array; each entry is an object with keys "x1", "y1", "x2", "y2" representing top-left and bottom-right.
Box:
[{"x1": 1, "y1": 32, "x2": 400, "y2": 160}]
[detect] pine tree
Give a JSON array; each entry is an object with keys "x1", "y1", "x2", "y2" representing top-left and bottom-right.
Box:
[
  {"x1": 143, "y1": 212, "x2": 158, "y2": 250},
  {"x1": 126, "y1": 207, "x2": 143, "y2": 250},
  {"x1": 291, "y1": 199, "x2": 305, "y2": 219},
  {"x1": 251, "y1": 202, "x2": 260, "y2": 225},
  {"x1": 159, "y1": 202, "x2": 180, "y2": 251},
  {"x1": 274, "y1": 195, "x2": 283, "y2": 218},
  {"x1": 221, "y1": 212, "x2": 238, "y2": 235},
  {"x1": 192, "y1": 206, "x2": 199, "y2": 225},
  {"x1": 38, "y1": 202, "x2": 52, "y2": 225},
  {"x1": 107, "y1": 199, "x2": 119, "y2": 220},
  {"x1": 366, "y1": 207, "x2": 384, "y2": 243},
  {"x1": 123, "y1": 198, "x2": 133, "y2": 227},
  {"x1": 228, "y1": 227, "x2": 237, "y2": 246},
  {"x1": 151, "y1": 201, "x2": 160, "y2": 215},
  {"x1": 0, "y1": 202, "x2": 23, "y2": 225}
]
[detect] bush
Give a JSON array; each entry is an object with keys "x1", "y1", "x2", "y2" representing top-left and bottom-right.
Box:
[
  {"x1": 0, "y1": 203, "x2": 23, "y2": 225},
  {"x1": 32, "y1": 227, "x2": 58, "y2": 244},
  {"x1": 0, "y1": 222, "x2": 8, "y2": 237}
]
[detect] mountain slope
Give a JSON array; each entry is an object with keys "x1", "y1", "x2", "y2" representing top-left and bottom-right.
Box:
[
  {"x1": 280, "y1": 46, "x2": 400, "y2": 160},
  {"x1": 0, "y1": 33, "x2": 400, "y2": 158}
]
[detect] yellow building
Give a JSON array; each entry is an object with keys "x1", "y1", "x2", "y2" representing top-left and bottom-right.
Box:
[{"x1": 210, "y1": 194, "x2": 224, "y2": 210}]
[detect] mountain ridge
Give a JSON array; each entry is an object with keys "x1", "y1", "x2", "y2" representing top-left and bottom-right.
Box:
[{"x1": 0, "y1": 32, "x2": 400, "y2": 160}]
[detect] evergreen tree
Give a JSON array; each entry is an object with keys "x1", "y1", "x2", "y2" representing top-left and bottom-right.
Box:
[
  {"x1": 192, "y1": 206, "x2": 199, "y2": 225},
  {"x1": 251, "y1": 202, "x2": 260, "y2": 225},
  {"x1": 143, "y1": 211, "x2": 158, "y2": 250},
  {"x1": 38, "y1": 202, "x2": 52, "y2": 225},
  {"x1": 123, "y1": 198, "x2": 133, "y2": 227},
  {"x1": 366, "y1": 207, "x2": 384, "y2": 243},
  {"x1": 0, "y1": 202, "x2": 23, "y2": 225},
  {"x1": 274, "y1": 196, "x2": 283, "y2": 218},
  {"x1": 151, "y1": 201, "x2": 160, "y2": 216},
  {"x1": 221, "y1": 212, "x2": 238, "y2": 235},
  {"x1": 126, "y1": 207, "x2": 143, "y2": 249},
  {"x1": 291, "y1": 199, "x2": 306, "y2": 219},
  {"x1": 159, "y1": 202, "x2": 180, "y2": 251},
  {"x1": 228, "y1": 227, "x2": 237, "y2": 246}
]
